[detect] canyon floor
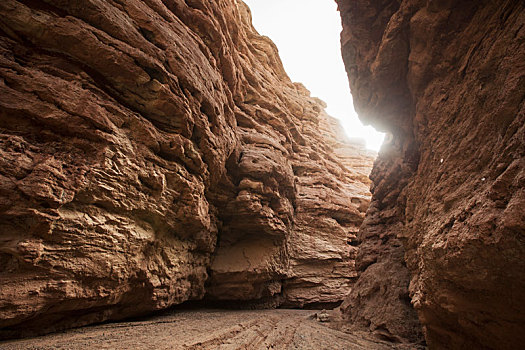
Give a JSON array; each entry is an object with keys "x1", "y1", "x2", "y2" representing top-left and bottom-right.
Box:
[{"x1": 0, "y1": 309, "x2": 409, "y2": 350}]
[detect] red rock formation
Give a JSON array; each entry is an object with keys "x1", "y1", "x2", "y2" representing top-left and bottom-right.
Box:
[
  {"x1": 205, "y1": 85, "x2": 375, "y2": 307},
  {"x1": 282, "y1": 108, "x2": 374, "y2": 307},
  {"x1": 338, "y1": 0, "x2": 525, "y2": 348},
  {"x1": 0, "y1": 0, "x2": 373, "y2": 338}
]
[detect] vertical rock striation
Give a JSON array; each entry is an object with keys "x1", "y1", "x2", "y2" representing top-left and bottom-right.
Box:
[
  {"x1": 282, "y1": 107, "x2": 374, "y2": 308},
  {"x1": 0, "y1": 0, "x2": 373, "y2": 338},
  {"x1": 338, "y1": 0, "x2": 525, "y2": 348},
  {"x1": 205, "y1": 83, "x2": 375, "y2": 307}
]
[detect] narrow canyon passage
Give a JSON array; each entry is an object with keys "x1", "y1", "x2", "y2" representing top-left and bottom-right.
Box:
[
  {"x1": 0, "y1": 309, "x2": 402, "y2": 350},
  {"x1": 0, "y1": 0, "x2": 523, "y2": 349}
]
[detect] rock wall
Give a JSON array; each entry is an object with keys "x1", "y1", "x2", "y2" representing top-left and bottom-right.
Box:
[
  {"x1": 0, "y1": 0, "x2": 373, "y2": 338},
  {"x1": 207, "y1": 102, "x2": 374, "y2": 308},
  {"x1": 337, "y1": 0, "x2": 525, "y2": 348},
  {"x1": 281, "y1": 109, "x2": 373, "y2": 308}
]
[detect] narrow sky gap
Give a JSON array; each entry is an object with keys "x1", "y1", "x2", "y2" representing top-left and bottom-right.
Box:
[{"x1": 243, "y1": 0, "x2": 385, "y2": 151}]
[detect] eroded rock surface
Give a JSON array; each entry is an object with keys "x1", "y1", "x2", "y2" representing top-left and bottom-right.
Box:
[
  {"x1": 0, "y1": 0, "x2": 373, "y2": 338},
  {"x1": 282, "y1": 109, "x2": 374, "y2": 308},
  {"x1": 338, "y1": 0, "x2": 525, "y2": 348},
  {"x1": 0, "y1": 309, "x2": 398, "y2": 350}
]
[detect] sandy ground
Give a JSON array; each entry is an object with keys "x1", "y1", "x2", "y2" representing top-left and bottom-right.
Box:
[{"x1": 0, "y1": 309, "x2": 400, "y2": 350}]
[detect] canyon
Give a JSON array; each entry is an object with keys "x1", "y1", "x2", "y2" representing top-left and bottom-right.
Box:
[{"x1": 0, "y1": 0, "x2": 524, "y2": 349}]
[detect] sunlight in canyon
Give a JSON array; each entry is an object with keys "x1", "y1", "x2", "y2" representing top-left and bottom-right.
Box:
[{"x1": 243, "y1": 0, "x2": 385, "y2": 151}]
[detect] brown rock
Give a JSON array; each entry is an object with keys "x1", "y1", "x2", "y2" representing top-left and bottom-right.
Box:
[
  {"x1": 317, "y1": 309, "x2": 330, "y2": 322},
  {"x1": 338, "y1": 0, "x2": 525, "y2": 348},
  {"x1": 282, "y1": 109, "x2": 374, "y2": 307},
  {"x1": 0, "y1": 0, "x2": 373, "y2": 338},
  {"x1": 205, "y1": 81, "x2": 374, "y2": 308}
]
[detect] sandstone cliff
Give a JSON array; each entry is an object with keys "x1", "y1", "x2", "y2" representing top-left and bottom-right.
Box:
[
  {"x1": 0, "y1": 0, "x2": 373, "y2": 338},
  {"x1": 337, "y1": 0, "x2": 525, "y2": 348}
]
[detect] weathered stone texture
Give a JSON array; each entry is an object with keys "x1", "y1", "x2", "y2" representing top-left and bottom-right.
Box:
[
  {"x1": 0, "y1": 0, "x2": 373, "y2": 338},
  {"x1": 338, "y1": 0, "x2": 525, "y2": 348}
]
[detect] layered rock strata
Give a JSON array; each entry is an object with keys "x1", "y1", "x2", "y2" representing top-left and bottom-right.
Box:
[
  {"x1": 337, "y1": 0, "x2": 525, "y2": 348},
  {"x1": 205, "y1": 92, "x2": 374, "y2": 307},
  {"x1": 0, "y1": 0, "x2": 373, "y2": 338},
  {"x1": 281, "y1": 109, "x2": 374, "y2": 308}
]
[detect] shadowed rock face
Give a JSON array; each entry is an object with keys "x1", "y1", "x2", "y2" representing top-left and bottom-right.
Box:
[
  {"x1": 0, "y1": 0, "x2": 374, "y2": 338},
  {"x1": 338, "y1": 0, "x2": 525, "y2": 348}
]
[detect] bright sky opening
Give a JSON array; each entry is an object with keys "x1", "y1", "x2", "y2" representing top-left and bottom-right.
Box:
[{"x1": 242, "y1": 0, "x2": 385, "y2": 152}]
